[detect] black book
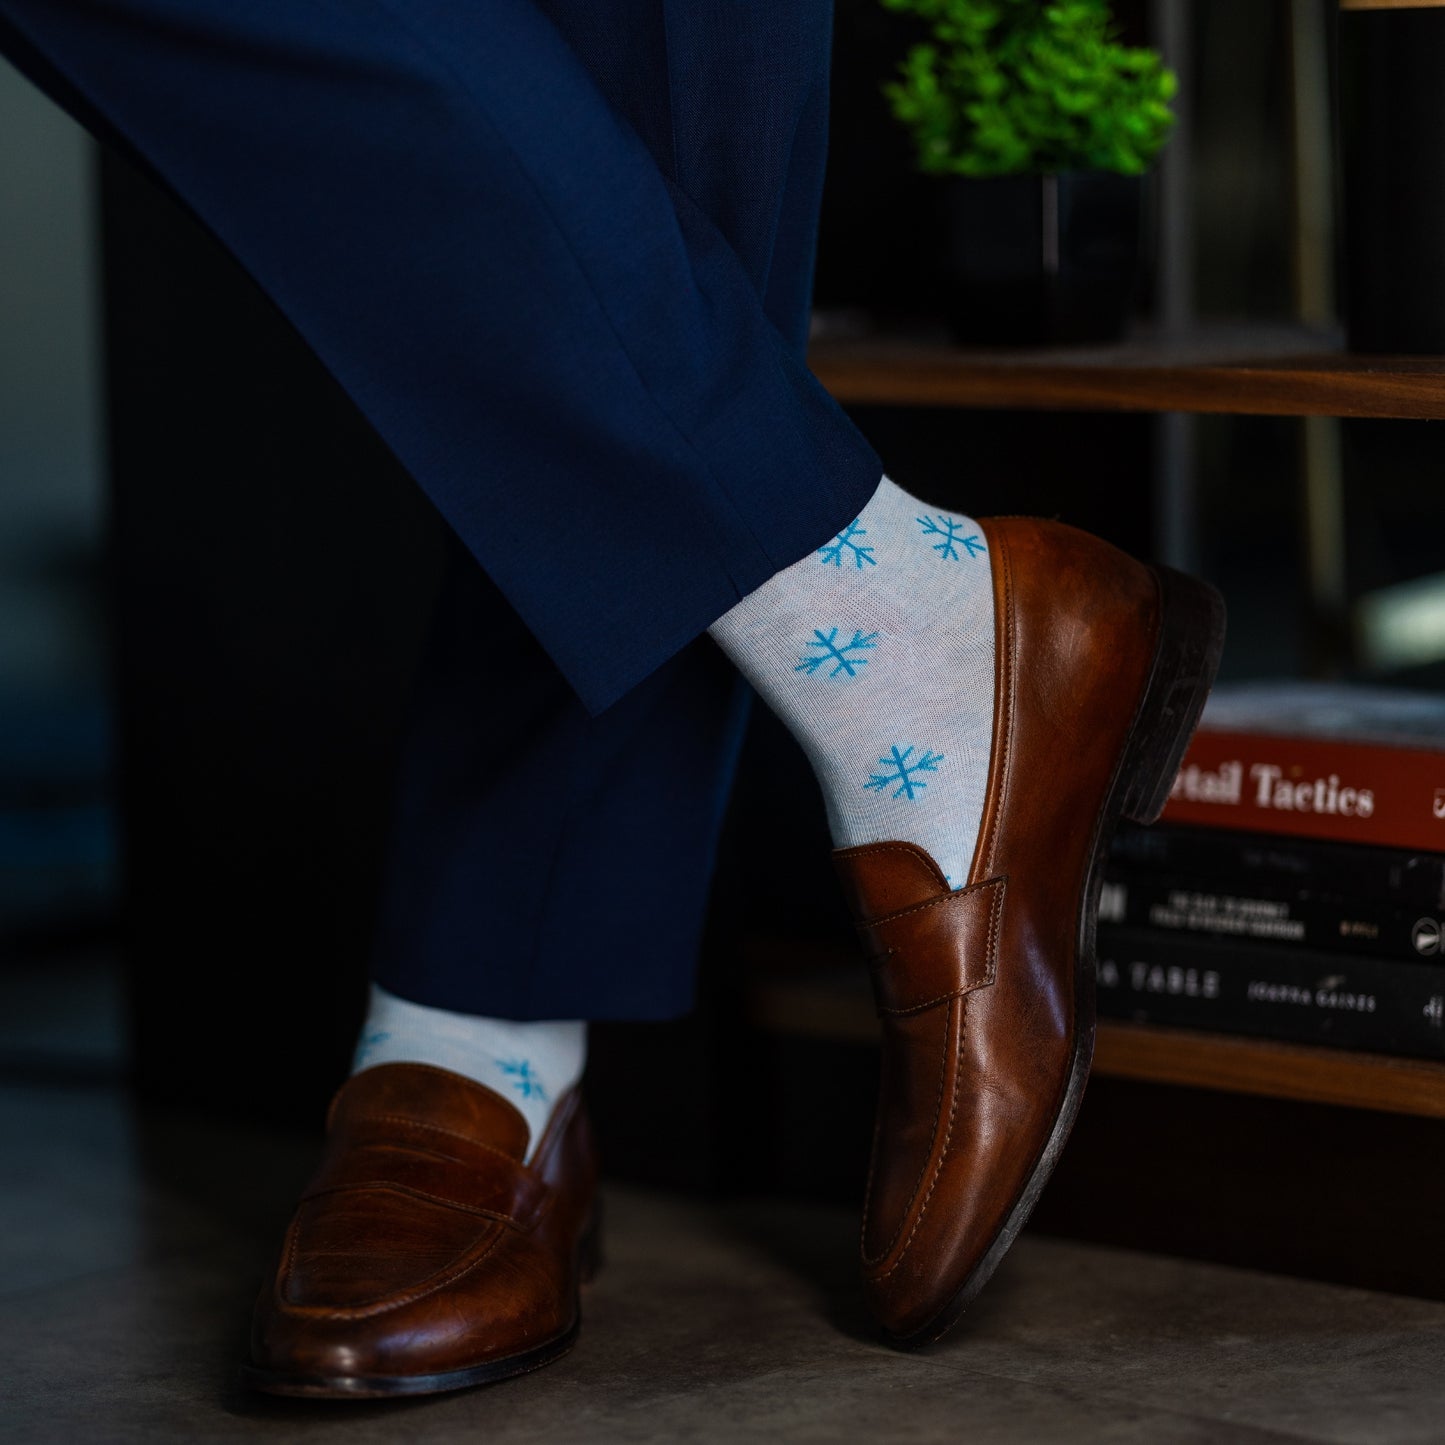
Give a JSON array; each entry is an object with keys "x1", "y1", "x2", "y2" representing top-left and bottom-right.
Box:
[
  {"x1": 1095, "y1": 928, "x2": 1445, "y2": 1060},
  {"x1": 1098, "y1": 872, "x2": 1445, "y2": 963},
  {"x1": 1108, "y1": 822, "x2": 1445, "y2": 911}
]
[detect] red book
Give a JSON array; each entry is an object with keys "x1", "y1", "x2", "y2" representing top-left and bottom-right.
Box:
[{"x1": 1162, "y1": 684, "x2": 1445, "y2": 852}]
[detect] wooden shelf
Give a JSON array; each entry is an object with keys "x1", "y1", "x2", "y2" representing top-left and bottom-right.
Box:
[
  {"x1": 809, "y1": 323, "x2": 1445, "y2": 419},
  {"x1": 744, "y1": 946, "x2": 1445, "y2": 1120},
  {"x1": 1093, "y1": 1020, "x2": 1445, "y2": 1118}
]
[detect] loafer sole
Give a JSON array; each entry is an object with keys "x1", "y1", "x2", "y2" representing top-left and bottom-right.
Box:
[{"x1": 241, "y1": 1314, "x2": 580, "y2": 1399}]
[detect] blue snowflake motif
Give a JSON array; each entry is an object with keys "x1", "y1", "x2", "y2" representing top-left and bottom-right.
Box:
[
  {"x1": 818, "y1": 520, "x2": 877, "y2": 569},
  {"x1": 795, "y1": 627, "x2": 879, "y2": 679},
  {"x1": 864, "y1": 745, "x2": 944, "y2": 801},
  {"x1": 354, "y1": 1029, "x2": 391, "y2": 1064},
  {"x1": 917, "y1": 515, "x2": 986, "y2": 561},
  {"x1": 495, "y1": 1058, "x2": 547, "y2": 1101}
]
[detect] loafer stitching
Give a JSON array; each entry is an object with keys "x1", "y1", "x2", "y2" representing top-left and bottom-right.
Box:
[
  {"x1": 345, "y1": 1115, "x2": 526, "y2": 1165},
  {"x1": 299, "y1": 1180, "x2": 534, "y2": 1228},
  {"x1": 835, "y1": 840, "x2": 951, "y2": 892},
  {"x1": 867, "y1": 994, "x2": 967, "y2": 1282},
  {"x1": 865, "y1": 875, "x2": 1000, "y2": 930},
  {"x1": 868, "y1": 873, "x2": 1009, "y2": 1281},
  {"x1": 860, "y1": 995, "x2": 955, "y2": 1268},
  {"x1": 278, "y1": 1212, "x2": 518, "y2": 1321},
  {"x1": 977, "y1": 520, "x2": 1016, "y2": 885},
  {"x1": 875, "y1": 881, "x2": 1004, "y2": 1017}
]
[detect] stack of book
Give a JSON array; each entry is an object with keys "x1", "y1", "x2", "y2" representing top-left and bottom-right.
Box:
[{"x1": 1097, "y1": 683, "x2": 1445, "y2": 1058}]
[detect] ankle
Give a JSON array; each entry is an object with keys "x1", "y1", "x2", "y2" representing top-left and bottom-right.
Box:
[
  {"x1": 353, "y1": 985, "x2": 586, "y2": 1160},
  {"x1": 708, "y1": 477, "x2": 995, "y2": 888}
]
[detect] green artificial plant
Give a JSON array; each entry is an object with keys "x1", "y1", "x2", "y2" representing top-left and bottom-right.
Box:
[{"x1": 880, "y1": 0, "x2": 1176, "y2": 177}]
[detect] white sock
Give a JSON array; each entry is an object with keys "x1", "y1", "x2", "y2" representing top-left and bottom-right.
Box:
[
  {"x1": 352, "y1": 985, "x2": 586, "y2": 1161},
  {"x1": 709, "y1": 476, "x2": 995, "y2": 889}
]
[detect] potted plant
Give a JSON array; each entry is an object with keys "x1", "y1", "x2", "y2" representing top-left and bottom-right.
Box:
[{"x1": 880, "y1": 0, "x2": 1177, "y2": 344}]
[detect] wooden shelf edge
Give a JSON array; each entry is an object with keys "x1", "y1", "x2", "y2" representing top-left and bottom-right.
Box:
[
  {"x1": 1094, "y1": 1020, "x2": 1445, "y2": 1118},
  {"x1": 808, "y1": 330, "x2": 1445, "y2": 419},
  {"x1": 747, "y1": 972, "x2": 1445, "y2": 1119}
]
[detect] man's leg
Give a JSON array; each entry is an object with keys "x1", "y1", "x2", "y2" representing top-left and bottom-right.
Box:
[
  {"x1": 0, "y1": 0, "x2": 851, "y2": 1155},
  {"x1": 367, "y1": 0, "x2": 837, "y2": 1031},
  {"x1": 0, "y1": 0, "x2": 881, "y2": 717},
  {"x1": 366, "y1": 550, "x2": 748, "y2": 1011}
]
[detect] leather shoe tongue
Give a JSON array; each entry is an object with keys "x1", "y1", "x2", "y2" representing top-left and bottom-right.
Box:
[
  {"x1": 833, "y1": 841, "x2": 953, "y2": 922},
  {"x1": 328, "y1": 1062, "x2": 532, "y2": 1160}
]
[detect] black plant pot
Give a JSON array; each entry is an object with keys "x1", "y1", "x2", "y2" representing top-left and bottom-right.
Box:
[{"x1": 936, "y1": 171, "x2": 1144, "y2": 345}]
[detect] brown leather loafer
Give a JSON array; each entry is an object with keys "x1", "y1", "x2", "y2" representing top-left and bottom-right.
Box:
[
  {"x1": 835, "y1": 517, "x2": 1225, "y2": 1348},
  {"x1": 243, "y1": 1062, "x2": 599, "y2": 1398}
]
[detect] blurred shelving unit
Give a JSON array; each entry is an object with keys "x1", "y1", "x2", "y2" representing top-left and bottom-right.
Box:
[
  {"x1": 788, "y1": 0, "x2": 1445, "y2": 1121},
  {"x1": 797, "y1": 318, "x2": 1445, "y2": 1116}
]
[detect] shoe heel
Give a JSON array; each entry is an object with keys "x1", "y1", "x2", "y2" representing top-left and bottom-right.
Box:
[
  {"x1": 1118, "y1": 566, "x2": 1227, "y2": 825},
  {"x1": 578, "y1": 1205, "x2": 604, "y2": 1284}
]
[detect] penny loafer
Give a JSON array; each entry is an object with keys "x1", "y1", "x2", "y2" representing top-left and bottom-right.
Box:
[
  {"x1": 243, "y1": 1062, "x2": 599, "y2": 1398},
  {"x1": 834, "y1": 516, "x2": 1225, "y2": 1347}
]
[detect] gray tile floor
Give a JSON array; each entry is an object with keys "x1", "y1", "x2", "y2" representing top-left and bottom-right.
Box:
[{"x1": 4, "y1": 1081, "x2": 1445, "y2": 1445}]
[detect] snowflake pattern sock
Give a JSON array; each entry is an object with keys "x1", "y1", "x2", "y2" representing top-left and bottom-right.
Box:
[
  {"x1": 351, "y1": 985, "x2": 586, "y2": 1161},
  {"x1": 709, "y1": 475, "x2": 995, "y2": 889}
]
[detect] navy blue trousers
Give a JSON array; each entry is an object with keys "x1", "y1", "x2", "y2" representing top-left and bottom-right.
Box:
[{"x1": 0, "y1": 0, "x2": 881, "y2": 1018}]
